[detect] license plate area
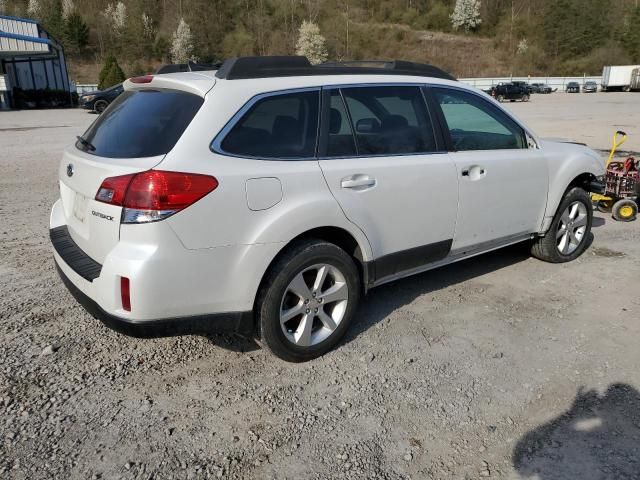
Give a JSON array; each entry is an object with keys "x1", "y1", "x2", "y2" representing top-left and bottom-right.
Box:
[{"x1": 72, "y1": 192, "x2": 89, "y2": 223}]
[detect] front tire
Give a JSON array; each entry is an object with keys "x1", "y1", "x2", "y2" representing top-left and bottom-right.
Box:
[
  {"x1": 94, "y1": 99, "x2": 108, "y2": 113},
  {"x1": 256, "y1": 239, "x2": 361, "y2": 362},
  {"x1": 531, "y1": 187, "x2": 593, "y2": 263}
]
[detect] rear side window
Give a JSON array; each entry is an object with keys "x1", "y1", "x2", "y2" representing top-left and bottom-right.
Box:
[
  {"x1": 340, "y1": 86, "x2": 437, "y2": 155},
  {"x1": 220, "y1": 90, "x2": 319, "y2": 158},
  {"x1": 433, "y1": 88, "x2": 526, "y2": 151},
  {"x1": 77, "y1": 89, "x2": 203, "y2": 158}
]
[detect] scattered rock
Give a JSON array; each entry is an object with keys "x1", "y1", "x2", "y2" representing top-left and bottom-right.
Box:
[
  {"x1": 360, "y1": 352, "x2": 375, "y2": 363},
  {"x1": 41, "y1": 345, "x2": 57, "y2": 356}
]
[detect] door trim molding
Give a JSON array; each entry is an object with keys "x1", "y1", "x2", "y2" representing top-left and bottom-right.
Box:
[
  {"x1": 370, "y1": 232, "x2": 533, "y2": 288},
  {"x1": 370, "y1": 239, "x2": 452, "y2": 283}
]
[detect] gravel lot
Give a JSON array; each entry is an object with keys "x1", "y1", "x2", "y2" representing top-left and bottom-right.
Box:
[{"x1": 1, "y1": 93, "x2": 640, "y2": 480}]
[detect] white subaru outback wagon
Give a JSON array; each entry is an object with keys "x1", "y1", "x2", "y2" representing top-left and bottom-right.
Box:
[{"x1": 50, "y1": 56, "x2": 604, "y2": 361}]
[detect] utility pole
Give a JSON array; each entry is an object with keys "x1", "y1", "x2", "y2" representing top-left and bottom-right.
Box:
[{"x1": 345, "y1": 1, "x2": 350, "y2": 59}]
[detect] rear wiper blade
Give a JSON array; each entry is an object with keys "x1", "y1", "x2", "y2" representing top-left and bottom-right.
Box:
[{"x1": 76, "y1": 135, "x2": 96, "y2": 152}]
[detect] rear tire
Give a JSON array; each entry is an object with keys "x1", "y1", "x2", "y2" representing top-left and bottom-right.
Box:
[
  {"x1": 612, "y1": 198, "x2": 637, "y2": 222},
  {"x1": 497, "y1": 95, "x2": 504, "y2": 102},
  {"x1": 531, "y1": 187, "x2": 593, "y2": 263},
  {"x1": 256, "y1": 239, "x2": 361, "y2": 362}
]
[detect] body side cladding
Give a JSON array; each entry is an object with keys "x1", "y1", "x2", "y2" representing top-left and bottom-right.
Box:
[
  {"x1": 369, "y1": 232, "x2": 532, "y2": 288},
  {"x1": 364, "y1": 239, "x2": 453, "y2": 287}
]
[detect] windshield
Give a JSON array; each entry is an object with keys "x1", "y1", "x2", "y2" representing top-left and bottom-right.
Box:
[{"x1": 76, "y1": 89, "x2": 203, "y2": 158}]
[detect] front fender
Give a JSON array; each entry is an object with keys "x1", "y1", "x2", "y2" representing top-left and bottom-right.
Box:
[{"x1": 541, "y1": 140, "x2": 605, "y2": 232}]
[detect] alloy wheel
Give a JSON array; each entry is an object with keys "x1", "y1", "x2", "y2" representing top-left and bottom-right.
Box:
[
  {"x1": 279, "y1": 264, "x2": 348, "y2": 347},
  {"x1": 556, "y1": 201, "x2": 588, "y2": 255}
]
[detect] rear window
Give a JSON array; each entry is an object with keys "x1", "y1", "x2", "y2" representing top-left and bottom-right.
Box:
[{"x1": 77, "y1": 89, "x2": 203, "y2": 158}]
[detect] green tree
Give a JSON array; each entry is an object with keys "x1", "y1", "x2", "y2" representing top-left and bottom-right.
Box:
[
  {"x1": 103, "y1": 61, "x2": 126, "y2": 89},
  {"x1": 222, "y1": 25, "x2": 254, "y2": 58},
  {"x1": 154, "y1": 36, "x2": 171, "y2": 61},
  {"x1": 623, "y1": 7, "x2": 640, "y2": 62},
  {"x1": 64, "y1": 12, "x2": 89, "y2": 54},
  {"x1": 98, "y1": 55, "x2": 115, "y2": 89},
  {"x1": 40, "y1": 0, "x2": 65, "y2": 40},
  {"x1": 98, "y1": 56, "x2": 125, "y2": 89}
]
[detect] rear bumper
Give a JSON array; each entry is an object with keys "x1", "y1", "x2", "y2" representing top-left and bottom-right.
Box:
[{"x1": 55, "y1": 261, "x2": 254, "y2": 337}]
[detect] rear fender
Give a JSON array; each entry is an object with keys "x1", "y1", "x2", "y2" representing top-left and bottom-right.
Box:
[{"x1": 246, "y1": 196, "x2": 374, "y2": 263}]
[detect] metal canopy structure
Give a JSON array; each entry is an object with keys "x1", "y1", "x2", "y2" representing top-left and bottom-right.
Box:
[
  {"x1": 0, "y1": 15, "x2": 71, "y2": 109},
  {"x1": 0, "y1": 15, "x2": 51, "y2": 56}
]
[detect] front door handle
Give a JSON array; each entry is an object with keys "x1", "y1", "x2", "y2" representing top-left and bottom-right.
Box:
[
  {"x1": 341, "y1": 175, "x2": 376, "y2": 189},
  {"x1": 461, "y1": 166, "x2": 486, "y2": 180}
]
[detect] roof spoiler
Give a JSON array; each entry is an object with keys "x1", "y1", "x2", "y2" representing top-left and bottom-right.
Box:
[{"x1": 155, "y1": 61, "x2": 222, "y2": 75}]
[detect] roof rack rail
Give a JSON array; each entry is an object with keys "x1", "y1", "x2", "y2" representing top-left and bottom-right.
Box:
[
  {"x1": 215, "y1": 56, "x2": 456, "y2": 81},
  {"x1": 155, "y1": 61, "x2": 222, "y2": 74}
]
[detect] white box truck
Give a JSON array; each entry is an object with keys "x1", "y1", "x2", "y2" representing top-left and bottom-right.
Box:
[
  {"x1": 601, "y1": 65, "x2": 640, "y2": 91},
  {"x1": 631, "y1": 68, "x2": 640, "y2": 91}
]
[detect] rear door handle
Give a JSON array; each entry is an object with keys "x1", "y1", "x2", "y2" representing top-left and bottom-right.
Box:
[{"x1": 341, "y1": 175, "x2": 376, "y2": 189}]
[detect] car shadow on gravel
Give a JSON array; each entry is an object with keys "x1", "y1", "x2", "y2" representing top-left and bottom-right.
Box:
[
  {"x1": 344, "y1": 242, "x2": 532, "y2": 343},
  {"x1": 345, "y1": 233, "x2": 595, "y2": 345},
  {"x1": 512, "y1": 383, "x2": 640, "y2": 479},
  {"x1": 202, "y1": 333, "x2": 260, "y2": 353}
]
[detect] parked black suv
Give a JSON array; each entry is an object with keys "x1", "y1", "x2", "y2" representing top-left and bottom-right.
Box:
[
  {"x1": 510, "y1": 81, "x2": 534, "y2": 94},
  {"x1": 566, "y1": 82, "x2": 581, "y2": 93},
  {"x1": 78, "y1": 83, "x2": 124, "y2": 113},
  {"x1": 489, "y1": 83, "x2": 530, "y2": 102}
]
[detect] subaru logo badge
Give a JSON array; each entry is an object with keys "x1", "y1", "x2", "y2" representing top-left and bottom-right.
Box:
[{"x1": 66, "y1": 164, "x2": 74, "y2": 177}]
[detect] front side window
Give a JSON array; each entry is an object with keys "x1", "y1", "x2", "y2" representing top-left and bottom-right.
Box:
[
  {"x1": 220, "y1": 90, "x2": 319, "y2": 158},
  {"x1": 433, "y1": 88, "x2": 526, "y2": 151},
  {"x1": 340, "y1": 86, "x2": 437, "y2": 155}
]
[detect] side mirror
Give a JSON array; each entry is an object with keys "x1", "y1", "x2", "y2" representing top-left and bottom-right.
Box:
[{"x1": 355, "y1": 118, "x2": 380, "y2": 134}]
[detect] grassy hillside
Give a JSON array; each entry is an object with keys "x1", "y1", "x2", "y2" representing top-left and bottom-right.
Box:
[{"x1": 2, "y1": 0, "x2": 640, "y2": 83}]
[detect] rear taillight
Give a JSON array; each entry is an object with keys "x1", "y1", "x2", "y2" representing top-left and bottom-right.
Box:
[
  {"x1": 95, "y1": 174, "x2": 135, "y2": 205},
  {"x1": 95, "y1": 170, "x2": 218, "y2": 223}
]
